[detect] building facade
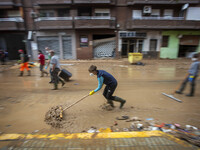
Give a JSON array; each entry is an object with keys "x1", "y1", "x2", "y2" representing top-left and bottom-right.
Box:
[{"x1": 0, "y1": 0, "x2": 200, "y2": 60}]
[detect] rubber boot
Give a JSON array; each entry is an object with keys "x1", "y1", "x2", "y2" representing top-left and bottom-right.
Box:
[
  {"x1": 18, "y1": 71, "x2": 23, "y2": 76},
  {"x1": 107, "y1": 100, "x2": 114, "y2": 108},
  {"x1": 43, "y1": 71, "x2": 48, "y2": 76},
  {"x1": 59, "y1": 78, "x2": 65, "y2": 87},
  {"x1": 52, "y1": 83, "x2": 58, "y2": 90},
  {"x1": 28, "y1": 70, "x2": 31, "y2": 76},
  {"x1": 113, "y1": 96, "x2": 126, "y2": 109},
  {"x1": 186, "y1": 85, "x2": 194, "y2": 97},
  {"x1": 40, "y1": 72, "x2": 44, "y2": 77}
]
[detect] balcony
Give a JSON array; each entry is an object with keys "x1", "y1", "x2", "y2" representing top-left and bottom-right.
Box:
[
  {"x1": 127, "y1": 0, "x2": 200, "y2": 5},
  {"x1": 35, "y1": 17, "x2": 73, "y2": 30},
  {"x1": 0, "y1": 18, "x2": 24, "y2": 31},
  {"x1": 74, "y1": 16, "x2": 116, "y2": 29},
  {"x1": 73, "y1": 0, "x2": 115, "y2": 4},
  {"x1": 126, "y1": 17, "x2": 200, "y2": 29},
  {"x1": 0, "y1": 0, "x2": 22, "y2": 7},
  {"x1": 33, "y1": 0, "x2": 72, "y2": 5}
]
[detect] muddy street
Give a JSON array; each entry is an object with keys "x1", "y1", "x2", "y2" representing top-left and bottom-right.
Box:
[{"x1": 0, "y1": 59, "x2": 199, "y2": 134}]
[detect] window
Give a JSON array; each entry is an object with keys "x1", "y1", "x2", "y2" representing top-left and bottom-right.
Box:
[
  {"x1": 39, "y1": 10, "x2": 55, "y2": 17},
  {"x1": 151, "y1": 9, "x2": 160, "y2": 17},
  {"x1": 7, "y1": 10, "x2": 21, "y2": 18},
  {"x1": 132, "y1": 10, "x2": 142, "y2": 19},
  {"x1": 78, "y1": 8, "x2": 92, "y2": 16},
  {"x1": 149, "y1": 39, "x2": 157, "y2": 51},
  {"x1": 162, "y1": 36, "x2": 169, "y2": 47},
  {"x1": 58, "y1": 9, "x2": 70, "y2": 17},
  {"x1": 95, "y1": 9, "x2": 110, "y2": 17},
  {"x1": 80, "y1": 36, "x2": 88, "y2": 47},
  {"x1": 164, "y1": 9, "x2": 173, "y2": 18}
]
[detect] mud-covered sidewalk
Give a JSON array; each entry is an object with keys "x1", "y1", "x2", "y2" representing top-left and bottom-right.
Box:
[{"x1": 0, "y1": 59, "x2": 199, "y2": 134}]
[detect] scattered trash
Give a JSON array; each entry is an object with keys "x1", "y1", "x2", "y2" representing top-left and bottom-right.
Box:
[
  {"x1": 98, "y1": 128, "x2": 112, "y2": 133},
  {"x1": 74, "y1": 83, "x2": 79, "y2": 85},
  {"x1": 34, "y1": 130, "x2": 39, "y2": 133},
  {"x1": 60, "y1": 64, "x2": 74, "y2": 66},
  {"x1": 123, "y1": 128, "x2": 129, "y2": 132},
  {"x1": 146, "y1": 118, "x2": 154, "y2": 121},
  {"x1": 116, "y1": 116, "x2": 129, "y2": 120},
  {"x1": 114, "y1": 121, "x2": 118, "y2": 126},
  {"x1": 126, "y1": 117, "x2": 141, "y2": 122},
  {"x1": 185, "y1": 125, "x2": 198, "y2": 131},
  {"x1": 6, "y1": 125, "x2": 11, "y2": 127},
  {"x1": 87, "y1": 127, "x2": 98, "y2": 133}
]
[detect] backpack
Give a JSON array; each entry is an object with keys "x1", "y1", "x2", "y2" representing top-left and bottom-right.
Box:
[{"x1": 24, "y1": 54, "x2": 29, "y2": 62}]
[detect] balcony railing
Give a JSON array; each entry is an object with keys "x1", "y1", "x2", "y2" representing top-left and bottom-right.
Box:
[
  {"x1": 127, "y1": 19, "x2": 200, "y2": 29},
  {"x1": 127, "y1": 0, "x2": 200, "y2": 4},
  {"x1": 33, "y1": 0, "x2": 72, "y2": 5},
  {"x1": 74, "y1": 16, "x2": 116, "y2": 29},
  {"x1": 0, "y1": 0, "x2": 22, "y2": 6},
  {"x1": 0, "y1": 18, "x2": 24, "y2": 30},
  {"x1": 132, "y1": 16, "x2": 184, "y2": 20},
  {"x1": 35, "y1": 17, "x2": 73, "y2": 30},
  {"x1": 74, "y1": 0, "x2": 115, "y2": 4}
]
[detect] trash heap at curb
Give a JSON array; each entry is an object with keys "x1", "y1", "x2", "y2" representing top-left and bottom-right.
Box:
[{"x1": 86, "y1": 116, "x2": 200, "y2": 147}]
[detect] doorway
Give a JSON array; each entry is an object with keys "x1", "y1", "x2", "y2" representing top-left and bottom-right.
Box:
[{"x1": 121, "y1": 39, "x2": 144, "y2": 57}]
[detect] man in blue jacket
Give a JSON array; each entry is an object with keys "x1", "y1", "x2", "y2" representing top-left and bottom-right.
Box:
[
  {"x1": 88, "y1": 65, "x2": 126, "y2": 109},
  {"x1": 176, "y1": 53, "x2": 200, "y2": 96}
]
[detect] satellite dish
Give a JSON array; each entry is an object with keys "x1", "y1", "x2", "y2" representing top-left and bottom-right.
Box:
[{"x1": 182, "y1": 3, "x2": 189, "y2": 10}]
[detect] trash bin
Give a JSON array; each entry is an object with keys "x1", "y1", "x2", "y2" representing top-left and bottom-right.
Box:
[{"x1": 128, "y1": 53, "x2": 143, "y2": 64}]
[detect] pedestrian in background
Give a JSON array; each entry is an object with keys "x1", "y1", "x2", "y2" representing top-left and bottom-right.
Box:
[
  {"x1": 0, "y1": 50, "x2": 5, "y2": 65},
  {"x1": 49, "y1": 50, "x2": 65, "y2": 90},
  {"x1": 18, "y1": 49, "x2": 31, "y2": 76},
  {"x1": 88, "y1": 65, "x2": 126, "y2": 109},
  {"x1": 176, "y1": 53, "x2": 200, "y2": 96},
  {"x1": 38, "y1": 50, "x2": 48, "y2": 77}
]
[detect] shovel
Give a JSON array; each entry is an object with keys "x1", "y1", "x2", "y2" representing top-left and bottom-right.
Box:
[{"x1": 59, "y1": 94, "x2": 90, "y2": 118}]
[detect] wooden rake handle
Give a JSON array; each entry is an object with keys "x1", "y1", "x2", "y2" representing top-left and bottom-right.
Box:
[{"x1": 62, "y1": 94, "x2": 90, "y2": 112}]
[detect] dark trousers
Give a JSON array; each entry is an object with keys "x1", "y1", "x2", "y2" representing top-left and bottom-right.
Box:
[
  {"x1": 51, "y1": 68, "x2": 60, "y2": 85},
  {"x1": 179, "y1": 75, "x2": 197, "y2": 95},
  {"x1": 103, "y1": 83, "x2": 117, "y2": 101},
  {"x1": 50, "y1": 68, "x2": 64, "y2": 84}
]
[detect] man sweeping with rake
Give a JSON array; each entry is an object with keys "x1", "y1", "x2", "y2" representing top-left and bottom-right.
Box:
[{"x1": 88, "y1": 65, "x2": 126, "y2": 109}]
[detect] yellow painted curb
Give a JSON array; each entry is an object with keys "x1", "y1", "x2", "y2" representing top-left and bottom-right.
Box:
[{"x1": 0, "y1": 131, "x2": 193, "y2": 147}]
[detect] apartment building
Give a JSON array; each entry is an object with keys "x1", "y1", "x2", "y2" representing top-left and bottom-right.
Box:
[{"x1": 0, "y1": 0, "x2": 200, "y2": 60}]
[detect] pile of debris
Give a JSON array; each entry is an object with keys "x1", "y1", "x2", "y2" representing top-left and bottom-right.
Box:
[{"x1": 44, "y1": 105, "x2": 64, "y2": 128}]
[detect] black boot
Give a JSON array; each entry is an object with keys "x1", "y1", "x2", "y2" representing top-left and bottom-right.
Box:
[
  {"x1": 52, "y1": 84, "x2": 58, "y2": 90},
  {"x1": 113, "y1": 96, "x2": 126, "y2": 109},
  {"x1": 18, "y1": 71, "x2": 23, "y2": 76},
  {"x1": 107, "y1": 100, "x2": 115, "y2": 108},
  {"x1": 28, "y1": 70, "x2": 31, "y2": 76},
  {"x1": 59, "y1": 78, "x2": 65, "y2": 87},
  {"x1": 186, "y1": 85, "x2": 194, "y2": 97}
]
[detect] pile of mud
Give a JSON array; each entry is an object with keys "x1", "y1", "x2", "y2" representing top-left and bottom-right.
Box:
[
  {"x1": 44, "y1": 105, "x2": 65, "y2": 128},
  {"x1": 100, "y1": 103, "x2": 114, "y2": 111}
]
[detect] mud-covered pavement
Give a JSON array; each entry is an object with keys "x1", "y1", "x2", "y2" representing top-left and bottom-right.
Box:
[{"x1": 0, "y1": 59, "x2": 199, "y2": 134}]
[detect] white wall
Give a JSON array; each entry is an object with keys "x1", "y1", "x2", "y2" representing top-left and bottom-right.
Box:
[
  {"x1": 186, "y1": 7, "x2": 200, "y2": 20},
  {"x1": 143, "y1": 31, "x2": 162, "y2": 52}
]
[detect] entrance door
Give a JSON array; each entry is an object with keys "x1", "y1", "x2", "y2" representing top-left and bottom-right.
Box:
[
  {"x1": 62, "y1": 36, "x2": 73, "y2": 59},
  {"x1": 121, "y1": 39, "x2": 144, "y2": 57},
  {"x1": 37, "y1": 36, "x2": 60, "y2": 58}
]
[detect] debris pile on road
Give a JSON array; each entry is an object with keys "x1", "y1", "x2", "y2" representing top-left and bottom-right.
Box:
[{"x1": 44, "y1": 105, "x2": 64, "y2": 128}]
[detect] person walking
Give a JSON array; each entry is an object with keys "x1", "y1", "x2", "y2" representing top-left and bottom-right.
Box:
[
  {"x1": 38, "y1": 50, "x2": 48, "y2": 77},
  {"x1": 88, "y1": 65, "x2": 126, "y2": 109},
  {"x1": 18, "y1": 49, "x2": 31, "y2": 76},
  {"x1": 49, "y1": 50, "x2": 65, "y2": 90},
  {"x1": 176, "y1": 53, "x2": 200, "y2": 97}
]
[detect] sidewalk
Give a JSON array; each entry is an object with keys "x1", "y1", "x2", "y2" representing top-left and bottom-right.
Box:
[{"x1": 0, "y1": 131, "x2": 199, "y2": 149}]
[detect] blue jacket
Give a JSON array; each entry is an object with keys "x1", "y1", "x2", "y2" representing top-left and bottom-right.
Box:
[
  {"x1": 188, "y1": 61, "x2": 200, "y2": 76},
  {"x1": 94, "y1": 70, "x2": 117, "y2": 92}
]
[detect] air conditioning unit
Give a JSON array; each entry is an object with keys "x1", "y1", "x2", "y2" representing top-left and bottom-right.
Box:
[{"x1": 143, "y1": 6, "x2": 152, "y2": 14}]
